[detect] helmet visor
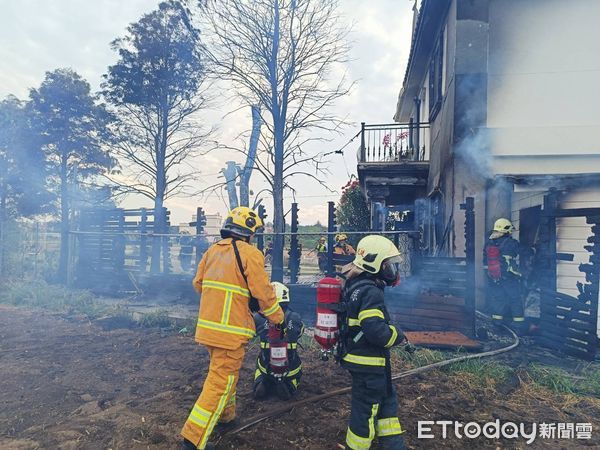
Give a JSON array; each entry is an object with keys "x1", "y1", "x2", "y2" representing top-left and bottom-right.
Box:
[{"x1": 381, "y1": 256, "x2": 402, "y2": 286}]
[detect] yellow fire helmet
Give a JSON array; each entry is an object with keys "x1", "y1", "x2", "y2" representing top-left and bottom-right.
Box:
[
  {"x1": 221, "y1": 206, "x2": 264, "y2": 237},
  {"x1": 335, "y1": 233, "x2": 348, "y2": 242},
  {"x1": 319, "y1": 236, "x2": 326, "y2": 242},
  {"x1": 271, "y1": 281, "x2": 290, "y2": 304},
  {"x1": 493, "y1": 218, "x2": 514, "y2": 234},
  {"x1": 353, "y1": 235, "x2": 401, "y2": 274}
]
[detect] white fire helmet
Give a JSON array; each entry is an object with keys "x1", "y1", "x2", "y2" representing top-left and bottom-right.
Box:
[{"x1": 271, "y1": 281, "x2": 290, "y2": 304}]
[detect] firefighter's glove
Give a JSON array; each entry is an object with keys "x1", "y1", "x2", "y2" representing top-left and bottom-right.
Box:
[{"x1": 274, "y1": 321, "x2": 286, "y2": 338}]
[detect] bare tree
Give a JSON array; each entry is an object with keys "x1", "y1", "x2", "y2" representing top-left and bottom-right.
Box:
[
  {"x1": 200, "y1": 0, "x2": 351, "y2": 280},
  {"x1": 103, "y1": 1, "x2": 212, "y2": 273},
  {"x1": 220, "y1": 104, "x2": 262, "y2": 209}
]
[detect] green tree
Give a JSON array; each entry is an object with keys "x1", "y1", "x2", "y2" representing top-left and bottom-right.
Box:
[
  {"x1": 103, "y1": 1, "x2": 210, "y2": 273},
  {"x1": 29, "y1": 69, "x2": 115, "y2": 283},
  {"x1": 336, "y1": 179, "x2": 370, "y2": 246}
]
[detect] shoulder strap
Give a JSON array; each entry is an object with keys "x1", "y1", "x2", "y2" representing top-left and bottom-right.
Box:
[
  {"x1": 231, "y1": 239, "x2": 260, "y2": 312},
  {"x1": 231, "y1": 239, "x2": 248, "y2": 285}
]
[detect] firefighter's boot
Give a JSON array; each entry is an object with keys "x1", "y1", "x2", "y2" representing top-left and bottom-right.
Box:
[
  {"x1": 275, "y1": 381, "x2": 293, "y2": 401},
  {"x1": 379, "y1": 434, "x2": 407, "y2": 450},
  {"x1": 214, "y1": 417, "x2": 240, "y2": 434},
  {"x1": 253, "y1": 378, "x2": 268, "y2": 400},
  {"x1": 181, "y1": 438, "x2": 196, "y2": 450},
  {"x1": 181, "y1": 438, "x2": 216, "y2": 450}
]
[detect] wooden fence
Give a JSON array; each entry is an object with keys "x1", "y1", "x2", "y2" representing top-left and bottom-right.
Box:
[
  {"x1": 289, "y1": 255, "x2": 474, "y2": 337},
  {"x1": 536, "y1": 190, "x2": 599, "y2": 360},
  {"x1": 388, "y1": 256, "x2": 473, "y2": 336},
  {"x1": 75, "y1": 208, "x2": 170, "y2": 290},
  {"x1": 538, "y1": 290, "x2": 598, "y2": 360}
]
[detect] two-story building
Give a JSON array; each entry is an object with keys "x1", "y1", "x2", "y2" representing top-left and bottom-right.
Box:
[{"x1": 359, "y1": 0, "x2": 600, "y2": 321}]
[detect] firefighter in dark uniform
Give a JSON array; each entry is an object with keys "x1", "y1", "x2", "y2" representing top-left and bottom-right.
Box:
[
  {"x1": 484, "y1": 218, "x2": 525, "y2": 330},
  {"x1": 340, "y1": 235, "x2": 413, "y2": 450},
  {"x1": 253, "y1": 282, "x2": 304, "y2": 401}
]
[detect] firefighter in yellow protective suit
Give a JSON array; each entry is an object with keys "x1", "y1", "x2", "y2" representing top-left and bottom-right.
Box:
[
  {"x1": 181, "y1": 207, "x2": 284, "y2": 450},
  {"x1": 334, "y1": 233, "x2": 356, "y2": 256}
]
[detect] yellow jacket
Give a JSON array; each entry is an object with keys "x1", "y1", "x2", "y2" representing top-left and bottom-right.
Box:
[{"x1": 193, "y1": 238, "x2": 284, "y2": 350}]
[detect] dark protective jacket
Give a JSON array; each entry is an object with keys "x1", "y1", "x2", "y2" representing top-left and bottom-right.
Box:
[
  {"x1": 484, "y1": 234, "x2": 521, "y2": 278},
  {"x1": 254, "y1": 308, "x2": 304, "y2": 380},
  {"x1": 340, "y1": 274, "x2": 406, "y2": 374}
]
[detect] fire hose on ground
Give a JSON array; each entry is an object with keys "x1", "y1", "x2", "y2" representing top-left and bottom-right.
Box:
[{"x1": 221, "y1": 312, "x2": 519, "y2": 437}]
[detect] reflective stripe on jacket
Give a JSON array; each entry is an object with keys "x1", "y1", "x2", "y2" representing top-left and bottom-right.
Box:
[
  {"x1": 193, "y1": 238, "x2": 284, "y2": 350},
  {"x1": 341, "y1": 275, "x2": 405, "y2": 374}
]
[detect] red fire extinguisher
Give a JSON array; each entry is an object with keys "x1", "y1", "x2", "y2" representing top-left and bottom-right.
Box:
[
  {"x1": 268, "y1": 324, "x2": 288, "y2": 375},
  {"x1": 314, "y1": 277, "x2": 342, "y2": 360}
]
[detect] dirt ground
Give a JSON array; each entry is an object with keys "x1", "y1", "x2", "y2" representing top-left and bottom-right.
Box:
[{"x1": 0, "y1": 305, "x2": 599, "y2": 450}]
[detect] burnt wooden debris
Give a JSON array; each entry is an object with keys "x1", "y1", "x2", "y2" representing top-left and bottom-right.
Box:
[
  {"x1": 289, "y1": 256, "x2": 474, "y2": 336},
  {"x1": 292, "y1": 197, "x2": 477, "y2": 338},
  {"x1": 461, "y1": 197, "x2": 476, "y2": 336},
  {"x1": 73, "y1": 197, "x2": 480, "y2": 340},
  {"x1": 389, "y1": 257, "x2": 472, "y2": 336},
  {"x1": 75, "y1": 207, "x2": 171, "y2": 291},
  {"x1": 537, "y1": 190, "x2": 599, "y2": 361}
]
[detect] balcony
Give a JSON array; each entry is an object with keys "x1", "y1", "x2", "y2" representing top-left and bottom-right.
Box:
[
  {"x1": 358, "y1": 122, "x2": 429, "y2": 163},
  {"x1": 357, "y1": 122, "x2": 430, "y2": 209}
]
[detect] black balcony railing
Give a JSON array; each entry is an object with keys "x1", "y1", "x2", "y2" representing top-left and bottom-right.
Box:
[{"x1": 359, "y1": 121, "x2": 429, "y2": 163}]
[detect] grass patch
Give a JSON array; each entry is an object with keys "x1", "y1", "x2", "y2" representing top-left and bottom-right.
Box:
[
  {"x1": 446, "y1": 359, "x2": 513, "y2": 387},
  {"x1": 392, "y1": 347, "x2": 447, "y2": 368},
  {"x1": 298, "y1": 333, "x2": 321, "y2": 351},
  {"x1": 0, "y1": 279, "x2": 106, "y2": 318},
  {"x1": 0, "y1": 279, "x2": 193, "y2": 332},
  {"x1": 580, "y1": 365, "x2": 600, "y2": 397},
  {"x1": 527, "y1": 363, "x2": 600, "y2": 397},
  {"x1": 391, "y1": 346, "x2": 513, "y2": 388},
  {"x1": 136, "y1": 309, "x2": 176, "y2": 328},
  {"x1": 527, "y1": 364, "x2": 577, "y2": 394}
]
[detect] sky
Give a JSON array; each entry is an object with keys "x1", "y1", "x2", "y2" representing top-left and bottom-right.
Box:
[{"x1": 0, "y1": 0, "x2": 415, "y2": 225}]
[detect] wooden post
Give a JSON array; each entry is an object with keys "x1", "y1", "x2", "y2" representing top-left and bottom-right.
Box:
[
  {"x1": 257, "y1": 205, "x2": 266, "y2": 252},
  {"x1": 162, "y1": 207, "x2": 170, "y2": 274},
  {"x1": 327, "y1": 201, "x2": 336, "y2": 276},
  {"x1": 583, "y1": 216, "x2": 600, "y2": 359},
  {"x1": 542, "y1": 189, "x2": 559, "y2": 294},
  {"x1": 195, "y1": 207, "x2": 205, "y2": 267},
  {"x1": 360, "y1": 122, "x2": 366, "y2": 162},
  {"x1": 290, "y1": 203, "x2": 300, "y2": 284},
  {"x1": 537, "y1": 189, "x2": 559, "y2": 350},
  {"x1": 140, "y1": 209, "x2": 148, "y2": 273},
  {"x1": 460, "y1": 197, "x2": 476, "y2": 337}
]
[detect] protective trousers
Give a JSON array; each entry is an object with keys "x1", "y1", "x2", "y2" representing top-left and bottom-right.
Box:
[
  {"x1": 181, "y1": 346, "x2": 244, "y2": 449},
  {"x1": 489, "y1": 276, "x2": 525, "y2": 330},
  {"x1": 346, "y1": 371, "x2": 406, "y2": 450},
  {"x1": 253, "y1": 366, "x2": 301, "y2": 400}
]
